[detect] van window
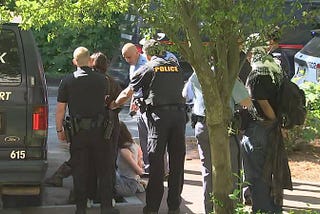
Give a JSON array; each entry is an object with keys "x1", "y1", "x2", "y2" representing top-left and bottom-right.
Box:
[{"x1": 0, "y1": 29, "x2": 22, "y2": 85}]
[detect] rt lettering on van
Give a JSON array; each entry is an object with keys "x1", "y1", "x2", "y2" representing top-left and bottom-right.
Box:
[
  {"x1": 0, "y1": 52, "x2": 7, "y2": 63},
  {"x1": 0, "y1": 92, "x2": 12, "y2": 100}
]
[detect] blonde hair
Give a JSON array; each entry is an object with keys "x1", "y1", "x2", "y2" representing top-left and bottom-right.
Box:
[{"x1": 73, "y1": 47, "x2": 90, "y2": 67}]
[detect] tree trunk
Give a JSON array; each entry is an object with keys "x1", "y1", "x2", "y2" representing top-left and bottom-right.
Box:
[
  {"x1": 194, "y1": 62, "x2": 235, "y2": 213},
  {"x1": 208, "y1": 115, "x2": 234, "y2": 213}
]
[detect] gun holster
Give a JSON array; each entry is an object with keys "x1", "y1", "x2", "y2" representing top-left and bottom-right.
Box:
[
  {"x1": 63, "y1": 116, "x2": 73, "y2": 143},
  {"x1": 190, "y1": 114, "x2": 197, "y2": 129},
  {"x1": 104, "y1": 110, "x2": 114, "y2": 141},
  {"x1": 134, "y1": 98, "x2": 147, "y2": 113}
]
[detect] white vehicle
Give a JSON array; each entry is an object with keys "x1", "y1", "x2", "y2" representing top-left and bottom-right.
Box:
[{"x1": 293, "y1": 30, "x2": 320, "y2": 85}]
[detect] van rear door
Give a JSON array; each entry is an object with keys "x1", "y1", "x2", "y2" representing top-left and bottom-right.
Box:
[{"x1": 0, "y1": 25, "x2": 28, "y2": 161}]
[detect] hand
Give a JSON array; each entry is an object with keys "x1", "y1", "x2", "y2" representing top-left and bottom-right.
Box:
[
  {"x1": 57, "y1": 130, "x2": 67, "y2": 142},
  {"x1": 281, "y1": 128, "x2": 289, "y2": 139},
  {"x1": 105, "y1": 95, "x2": 111, "y2": 106},
  {"x1": 108, "y1": 100, "x2": 118, "y2": 110}
]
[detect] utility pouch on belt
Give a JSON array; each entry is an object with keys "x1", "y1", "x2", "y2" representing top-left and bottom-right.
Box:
[
  {"x1": 104, "y1": 111, "x2": 114, "y2": 141},
  {"x1": 63, "y1": 116, "x2": 73, "y2": 143},
  {"x1": 134, "y1": 98, "x2": 147, "y2": 114},
  {"x1": 190, "y1": 114, "x2": 197, "y2": 129}
]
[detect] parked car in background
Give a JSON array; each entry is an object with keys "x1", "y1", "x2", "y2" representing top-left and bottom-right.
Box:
[
  {"x1": 271, "y1": 0, "x2": 320, "y2": 79},
  {"x1": 293, "y1": 29, "x2": 320, "y2": 85}
]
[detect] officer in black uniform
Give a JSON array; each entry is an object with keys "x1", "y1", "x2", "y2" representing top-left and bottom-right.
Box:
[
  {"x1": 56, "y1": 47, "x2": 119, "y2": 214},
  {"x1": 110, "y1": 40, "x2": 186, "y2": 214}
]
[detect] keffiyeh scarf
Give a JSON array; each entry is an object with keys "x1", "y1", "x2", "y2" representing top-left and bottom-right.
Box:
[{"x1": 247, "y1": 46, "x2": 283, "y2": 87}]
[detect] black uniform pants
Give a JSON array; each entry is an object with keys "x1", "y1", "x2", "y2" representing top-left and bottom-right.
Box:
[
  {"x1": 145, "y1": 107, "x2": 186, "y2": 212},
  {"x1": 86, "y1": 112, "x2": 120, "y2": 201},
  {"x1": 70, "y1": 127, "x2": 115, "y2": 211}
]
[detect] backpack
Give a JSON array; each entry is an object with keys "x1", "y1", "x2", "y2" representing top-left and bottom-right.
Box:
[{"x1": 277, "y1": 78, "x2": 307, "y2": 129}]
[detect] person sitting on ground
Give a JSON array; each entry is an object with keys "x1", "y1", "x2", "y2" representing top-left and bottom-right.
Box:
[{"x1": 115, "y1": 121, "x2": 146, "y2": 197}]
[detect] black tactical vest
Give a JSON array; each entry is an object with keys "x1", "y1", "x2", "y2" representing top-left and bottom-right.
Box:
[{"x1": 144, "y1": 58, "x2": 185, "y2": 106}]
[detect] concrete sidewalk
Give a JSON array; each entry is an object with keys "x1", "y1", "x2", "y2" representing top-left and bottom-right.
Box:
[{"x1": 1, "y1": 140, "x2": 319, "y2": 214}]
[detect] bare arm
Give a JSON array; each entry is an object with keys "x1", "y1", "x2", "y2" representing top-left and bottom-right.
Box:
[
  {"x1": 257, "y1": 99, "x2": 276, "y2": 121},
  {"x1": 55, "y1": 102, "x2": 67, "y2": 142},
  {"x1": 109, "y1": 85, "x2": 134, "y2": 109},
  {"x1": 239, "y1": 97, "x2": 253, "y2": 109},
  {"x1": 119, "y1": 148, "x2": 144, "y2": 176},
  {"x1": 137, "y1": 146, "x2": 144, "y2": 169}
]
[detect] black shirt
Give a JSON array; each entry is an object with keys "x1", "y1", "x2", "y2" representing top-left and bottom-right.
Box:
[
  {"x1": 57, "y1": 66, "x2": 107, "y2": 117},
  {"x1": 249, "y1": 75, "x2": 278, "y2": 119},
  {"x1": 130, "y1": 57, "x2": 185, "y2": 106}
]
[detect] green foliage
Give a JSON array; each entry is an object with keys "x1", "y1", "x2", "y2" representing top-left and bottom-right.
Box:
[
  {"x1": 1, "y1": 0, "x2": 127, "y2": 74},
  {"x1": 228, "y1": 171, "x2": 251, "y2": 214},
  {"x1": 285, "y1": 82, "x2": 320, "y2": 150},
  {"x1": 13, "y1": 0, "x2": 129, "y2": 30},
  {"x1": 0, "y1": 3, "x2": 13, "y2": 23},
  {"x1": 33, "y1": 21, "x2": 121, "y2": 73}
]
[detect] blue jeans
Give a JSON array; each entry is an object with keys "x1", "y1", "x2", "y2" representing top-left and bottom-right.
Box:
[
  {"x1": 195, "y1": 121, "x2": 212, "y2": 214},
  {"x1": 241, "y1": 121, "x2": 282, "y2": 213}
]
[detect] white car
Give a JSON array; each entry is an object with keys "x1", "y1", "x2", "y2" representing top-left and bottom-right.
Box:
[{"x1": 293, "y1": 30, "x2": 320, "y2": 85}]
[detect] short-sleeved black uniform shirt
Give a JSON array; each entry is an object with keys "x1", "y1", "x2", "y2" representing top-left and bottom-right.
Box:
[
  {"x1": 57, "y1": 66, "x2": 107, "y2": 117},
  {"x1": 249, "y1": 75, "x2": 278, "y2": 119},
  {"x1": 129, "y1": 57, "x2": 185, "y2": 106},
  {"x1": 129, "y1": 62, "x2": 153, "y2": 97}
]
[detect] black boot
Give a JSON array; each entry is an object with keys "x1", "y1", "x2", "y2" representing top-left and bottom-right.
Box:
[{"x1": 44, "y1": 161, "x2": 72, "y2": 187}]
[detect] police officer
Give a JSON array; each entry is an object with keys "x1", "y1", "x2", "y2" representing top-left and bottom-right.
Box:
[
  {"x1": 110, "y1": 39, "x2": 186, "y2": 214},
  {"x1": 183, "y1": 72, "x2": 254, "y2": 214},
  {"x1": 121, "y1": 43, "x2": 150, "y2": 173},
  {"x1": 56, "y1": 47, "x2": 119, "y2": 214}
]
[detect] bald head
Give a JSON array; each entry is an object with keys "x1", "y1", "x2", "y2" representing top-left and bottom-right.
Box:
[{"x1": 122, "y1": 43, "x2": 140, "y2": 65}]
